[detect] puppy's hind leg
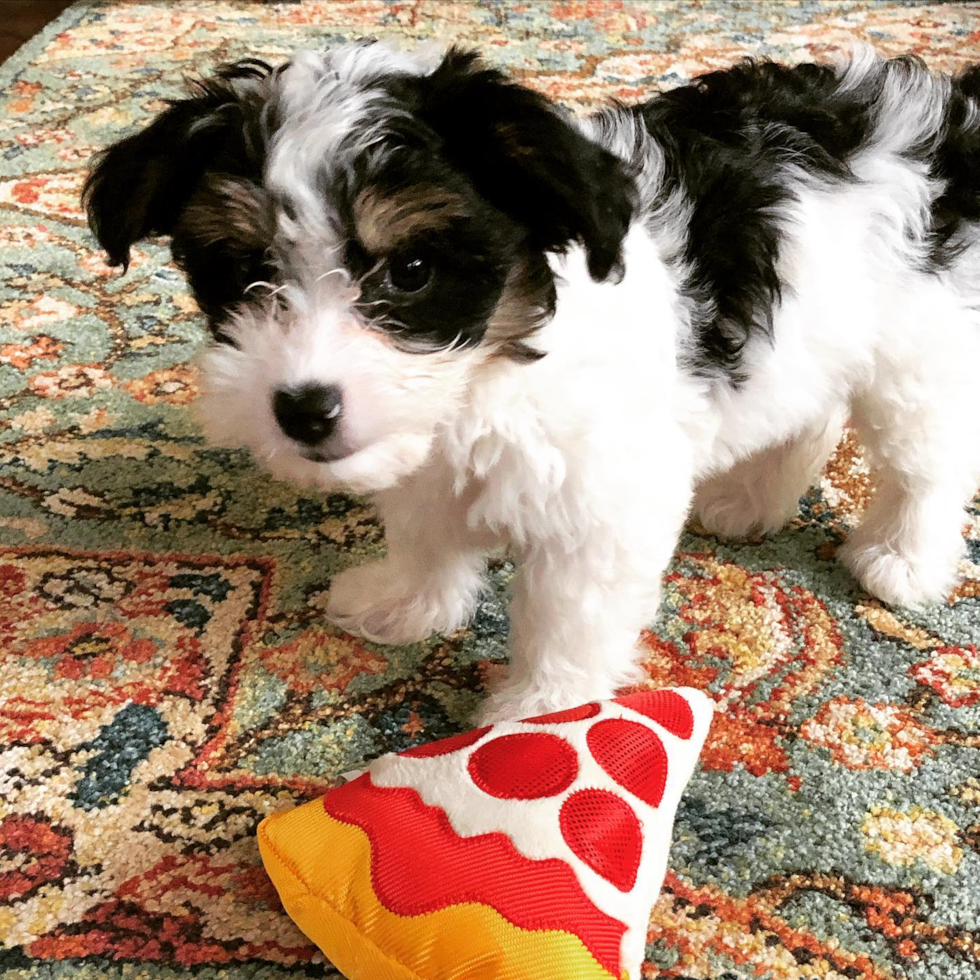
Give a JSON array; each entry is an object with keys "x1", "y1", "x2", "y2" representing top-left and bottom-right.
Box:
[
  {"x1": 840, "y1": 310, "x2": 980, "y2": 608},
  {"x1": 694, "y1": 410, "x2": 845, "y2": 538}
]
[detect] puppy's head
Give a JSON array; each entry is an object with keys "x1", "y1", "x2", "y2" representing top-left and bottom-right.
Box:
[{"x1": 85, "y1": 43, "x2": 634, "y2": 492}]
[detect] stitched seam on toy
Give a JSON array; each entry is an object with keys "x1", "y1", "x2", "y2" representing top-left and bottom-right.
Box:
[
  {"x1": 259, "y1": 821, "x2": 429, "y2": 980},
  {"x1": 259, "y1": 819, "x2": 320, "y2": 898}
]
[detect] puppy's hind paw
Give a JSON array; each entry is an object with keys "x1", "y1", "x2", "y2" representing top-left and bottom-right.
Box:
[{"x1": 839, "y1": 538, "x2": 956, "y2": 609}]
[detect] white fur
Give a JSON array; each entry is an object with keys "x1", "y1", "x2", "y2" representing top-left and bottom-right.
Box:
[{"x1": 196, "y1": 45, "x2": 980, "y2": 721}]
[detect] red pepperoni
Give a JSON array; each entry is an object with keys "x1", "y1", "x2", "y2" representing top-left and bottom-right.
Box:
[
  {"x1": 615, "y1": 690, "x2": 694, "y2": 739},
  {"x1": 524, "y1": 703, "x2": 601, "y2": 725},
  {"x1": 400, "y1": 726, "x2": 492, "y2": 759},
  {"x1": 560, "y1": 789, "x2": 643, "y2": 892},
  {"x1": 587, "y1": 719, "x2": 668, "y2": 808},
  {"x1": 468, "y1": 733, "x2": 579, "y2": 799}
]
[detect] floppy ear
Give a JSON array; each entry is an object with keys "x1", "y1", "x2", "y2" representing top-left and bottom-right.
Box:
[
  {"x1": 83, "y1": 61, "x2": 270, "y2": 270},
  {"x1": 417, "y1": 49, "x2": 635, "y2": 281}
]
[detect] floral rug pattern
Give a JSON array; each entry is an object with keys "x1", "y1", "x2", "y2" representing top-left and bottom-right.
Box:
[{"x1": 1, "y1": 2, "x2": 979, "y2": 978}]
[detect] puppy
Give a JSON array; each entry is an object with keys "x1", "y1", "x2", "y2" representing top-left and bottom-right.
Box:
[{"x1": 85, "y1": 43, "x2": 980, "y2": 721}]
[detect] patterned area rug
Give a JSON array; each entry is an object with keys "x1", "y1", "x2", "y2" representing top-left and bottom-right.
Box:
[{"x1": 1, "y1": 2, "x2": 979, "y2": 978}]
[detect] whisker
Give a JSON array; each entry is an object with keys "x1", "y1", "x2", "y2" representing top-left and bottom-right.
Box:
[
  {"x1": 439, "y1": 331, "x2": 467, "y2": 354},
  {"x1": 245, "y1": 280, "x2": 288, "y2": 297},
  {"x1": 314, "y1": 267, "x2": 351, "y2": 285}
]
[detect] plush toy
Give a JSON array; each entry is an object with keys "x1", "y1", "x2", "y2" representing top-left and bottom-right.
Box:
[{"x1": 259, "y1": 687, "x2": 713, "y2": 980}]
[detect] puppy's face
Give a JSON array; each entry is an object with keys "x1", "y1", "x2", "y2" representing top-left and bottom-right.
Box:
[{"x1": 85, "y1": 43, "x2": 633, "y2": 492}]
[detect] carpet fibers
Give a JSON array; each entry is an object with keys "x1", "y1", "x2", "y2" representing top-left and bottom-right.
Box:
[{"x1": 0, "y1": 2, "x2": 979, "y2": 978}]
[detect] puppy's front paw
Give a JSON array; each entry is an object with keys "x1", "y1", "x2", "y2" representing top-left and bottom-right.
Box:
[
  {"x1": 477, "y1": 678, "x2": 616, "y2": 726},
  {"x1": 478, "y1": 642, "x2": 649, "y2": 725},
  {"x1": 326, "y1": 560, "x2": 476, "y2": 645}
]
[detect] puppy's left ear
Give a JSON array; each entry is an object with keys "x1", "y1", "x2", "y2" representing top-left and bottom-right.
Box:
[{"x1": 418, "y1": 49, "x2": 634, "y2": 281}]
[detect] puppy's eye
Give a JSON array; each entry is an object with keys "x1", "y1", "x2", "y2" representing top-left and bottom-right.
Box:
[{"x1": 386, "y1": 254, "x2": 432, "y2": 294}]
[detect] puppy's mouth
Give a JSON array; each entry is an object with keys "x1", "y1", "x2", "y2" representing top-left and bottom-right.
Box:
[{"x1": 300, "y1": 446, "x2": 355, "y2": 464}]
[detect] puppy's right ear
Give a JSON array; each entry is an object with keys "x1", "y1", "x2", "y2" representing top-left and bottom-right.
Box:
[{"x1": 83, "y1": 62, "x2": 270, "y2": 270}]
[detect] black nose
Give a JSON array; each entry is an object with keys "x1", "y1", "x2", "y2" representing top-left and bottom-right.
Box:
[{"x1": 273, "y1": 384, "x2": 342, "y2": 445}]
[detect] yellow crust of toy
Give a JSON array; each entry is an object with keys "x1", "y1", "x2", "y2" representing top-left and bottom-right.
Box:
[{"x1": 258, "y1": 796, "x2": 625, "y2": 980}]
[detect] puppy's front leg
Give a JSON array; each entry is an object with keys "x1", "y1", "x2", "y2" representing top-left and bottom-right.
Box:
[
  {"x1": 479, "y1": 501, "x2": 687, "y2": 723},
  {"x1": 326, "y1": 479, "x2": 490, "y2": 645}
]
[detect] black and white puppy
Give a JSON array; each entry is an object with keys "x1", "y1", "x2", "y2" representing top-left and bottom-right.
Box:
[{"x1": 85, "y1": 43, "x2": 980, "y2": 721}]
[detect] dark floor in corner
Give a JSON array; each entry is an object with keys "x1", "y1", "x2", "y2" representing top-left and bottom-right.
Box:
[{"x1": 0, "y1": 0, "x2": 75, "y2": 65}]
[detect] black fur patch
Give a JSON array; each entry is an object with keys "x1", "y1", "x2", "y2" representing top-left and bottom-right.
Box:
[
  {"x1": 83, "y1": 59, "x2": 277, "y2": 337},
  {"x1": 84, "y1": 60, "x2": 273, "y2": 267},
  {"x1": 638, "y1": 56, "x2": 980, "y2": 379},
  {"x1": 171, "y1": 176, "x2": 277, "y2": 332},
  {"x1": 928, "y1": 65, "x2": 980, "y2": 264},
  {"x1": 639, "y1": 59, "x2": 874, "y2": 375},
  {"x1": 342, "y1": 152, "x2": 523, "y2": 352},
  {"x1": 399, "y1": 48, "x2": 636, "y2": 282}
]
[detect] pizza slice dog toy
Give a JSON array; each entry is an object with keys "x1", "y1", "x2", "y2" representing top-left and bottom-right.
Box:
[{"x1": 258, "y1": 687, "x2": 713, "y2": 980}]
